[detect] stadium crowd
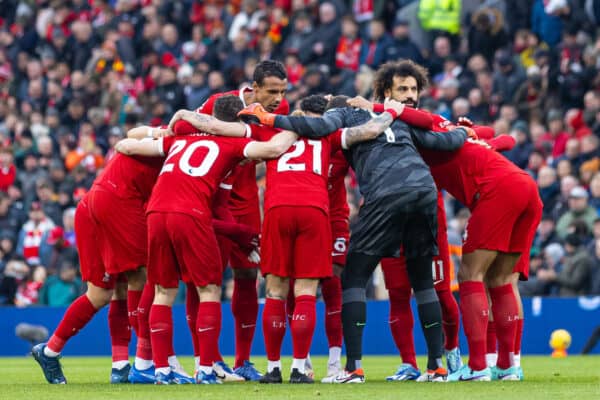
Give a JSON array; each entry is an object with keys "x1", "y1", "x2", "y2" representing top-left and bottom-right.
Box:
[{"x1": 0, "y1": 0, "x2": 600, "y2": 308}]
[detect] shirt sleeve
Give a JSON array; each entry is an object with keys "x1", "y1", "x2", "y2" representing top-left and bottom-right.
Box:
[
  {"x1": 196, "y1": 93, "x2": 218, "y2": 114},
  {"x1": 400, "y1": 107, "x2": 435, "y2": 130},
  {"x1": 158, "y1": 136, "x2": 174, "y2": 156},
  {"x1": 411, "y1": 127, "x2": 467, "y2": 150},
  {"x1": 273, "y1": 108, "x2": 347, "y2": 138}
]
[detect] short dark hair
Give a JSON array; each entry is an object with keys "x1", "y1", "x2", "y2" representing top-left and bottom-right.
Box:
[
  {"x1": 300, "y1": 95, "x2": 328, "y2": 115},
  {"x1": 253, "y1": 60, "x2": 287, "y2": 85},
  {"x1": 326, "y1": 95, "x2": 350, "y2": 111},
  {"x1": 213, "y1": 95, "x2": 244, "y2": 122},
  {"x1": 373, "y1": 60, "x2": 429, "y2": 102}
]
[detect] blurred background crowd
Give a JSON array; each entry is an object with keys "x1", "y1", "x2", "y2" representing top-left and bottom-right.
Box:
[{"x1": 0, "y1": 0, "x2": 599, "y2": 306}]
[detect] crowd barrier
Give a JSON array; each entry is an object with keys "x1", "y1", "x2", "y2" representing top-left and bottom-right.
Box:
[{"x1": 1, "y1": 297, "x2": 599, "y2": 356}]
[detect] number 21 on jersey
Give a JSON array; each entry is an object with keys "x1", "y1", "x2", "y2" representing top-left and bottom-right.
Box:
[{"x1": 277, "y1": 139, "x2": 323, "y2": 175}]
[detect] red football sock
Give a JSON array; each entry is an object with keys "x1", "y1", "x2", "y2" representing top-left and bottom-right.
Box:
[
  {"x1": 127, "y1": 289, "x2": 142, "y2": 335},
  {"x1": 135, "y1": 283, "x2": 154, "y2": 361},
  {"x1": 438, "y1": 288, "x2": 460, "y2": 351},
  {"x1": 108, "y1": 299, "x2": 130, "y2": 362},
  {"x1": 487, "y1": 320, "x2": 497, "y2": 354},
  {"x1": 291, "y1": 295, "x2": 317, "y2": 359},
  {"x1": 262, "y1": 298, "x2": 286, "y2": 361},
  {"x1": 232, "y1": 278, "x2": 259, "y2": 368},
  {"x1": 515, "y1": 317, "x2": 523, "y2": 355},
  {"x1": 47, "y1": 295, "x2": 98, "y2": 354},
  {"x1": 197, "y1": 301, "x2": 222, "y2": 367},
  {"x1": 185, "y1": 283, "x2": 200, "y2": 358},
  {"x1": 459, "y1": 281, "x2": 489, "y2": 371},
  {"x1": 321, "y1": 276, "x2": 343, "y2": 348},
  {"x1": 489, "y1": 284, "x2": 518, "y2": 369},
  {"x1": 388, "y1": 288, "x2": 417, "y2": 369},
  {"x1": 149, "y1": 304, "x2": 172, "y2": 369}
]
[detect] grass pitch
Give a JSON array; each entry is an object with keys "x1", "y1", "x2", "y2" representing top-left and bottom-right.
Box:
[{"x1": 2, "y1": 355, "x2": 599, "y2": 400}]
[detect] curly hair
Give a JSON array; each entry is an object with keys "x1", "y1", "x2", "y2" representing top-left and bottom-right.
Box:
[
  {"x1": 373, "y1": 60, "x2": 429, "y2": 102},
  {"x1": 300, "y1": 95, "x2": 328, "y2": 115}
]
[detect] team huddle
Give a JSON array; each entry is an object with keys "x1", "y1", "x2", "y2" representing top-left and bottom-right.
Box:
[{"x1": 31, "y1": 59, "x2": 542, "y2": 385}]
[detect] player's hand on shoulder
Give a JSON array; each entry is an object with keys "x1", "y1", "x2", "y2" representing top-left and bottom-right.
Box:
[
  {"x1": 115, "y1": 138, "x2": 137, "y2": 154},
  {"x1": 348, "y1": 96, "x2": 373, "y2": 111},
  {"x1": 383, "y1": 98, "x2": 405, "y2": 116},
  {"x1": 457, "y1": 116, "x2": 474, "y2": 127}
]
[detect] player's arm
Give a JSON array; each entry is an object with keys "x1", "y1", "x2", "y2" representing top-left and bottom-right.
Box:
[
  {"x1": 244, "y1": 130, "x2": 298, "y2": 160},
  {"x1": 239, "y1": 103, "x2": 348, "y2": 138},
  {"x1": 348, "y1": 96, "x2": 434, "y2": 130},
  {"x1": 126, "y1": 126, "x2": 170, "y2": 139},
  {"x1": 342, "y1": 111, "x2": 395, "y2": 148},
  {"x1": 168, "y1": 110, "x2": 248, "y2": 137},
  {"x1": 114, "y1": 138, "x2": 163, "y2": 156},
  {"x1": 485, "y1": 134, "x2": 516, "y2": 151},
  {"x1": 411, "y1": 126, "x2": 470, "y2": 151}
]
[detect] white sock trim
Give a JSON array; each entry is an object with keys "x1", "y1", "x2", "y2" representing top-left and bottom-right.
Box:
[
  {"x1": 267, "y1": 360, "x2": 281, "y2": 373},
  {"x1": 291, "y1": 358, "x2": 305, "y2": 374}
]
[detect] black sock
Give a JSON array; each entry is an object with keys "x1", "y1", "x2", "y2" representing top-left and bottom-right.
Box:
[
  {"x1": 416, "y1": 296, "x2": 444, "y2": 370},
  {"x1": 407, "y1": 255, "x2": 444, "y2": 371},
  {"x1": 341, "y1": 252, "x2": 380, "y2": 372},
  {"x1": 342, "y1": 300, "x2": 366, "y2": 371}
]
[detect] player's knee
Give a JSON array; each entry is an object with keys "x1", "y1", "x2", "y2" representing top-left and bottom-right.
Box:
[
  {"x1": 265, "y1": 274, "x2": 289, "y2": 299},
  {"x1": 86, "y1": 285, "x2": 113, "y2": 308},
  {"x1": 198, "y1": 284, "x2": 221, "y2": 302},
  {"x1": 294, "y1": 278, "x2": 319, "y2": 297}
]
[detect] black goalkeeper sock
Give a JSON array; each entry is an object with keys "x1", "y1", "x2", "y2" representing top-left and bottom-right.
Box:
[
  {"x1": 415, "y1": 293, "x2": 444, "y2": 370},
  {"x1": 342, "y1": 299, "x2": 366, "y2": 372}
]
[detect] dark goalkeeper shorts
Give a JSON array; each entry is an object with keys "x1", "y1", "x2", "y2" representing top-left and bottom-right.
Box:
[{"x1": 348, "y1": 186, "x2": 438, "y2": 259}]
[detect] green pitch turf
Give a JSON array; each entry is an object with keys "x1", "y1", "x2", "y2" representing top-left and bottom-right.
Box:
[{"x1": 2, "y1": 355, "x2": 599, "y2": 400}]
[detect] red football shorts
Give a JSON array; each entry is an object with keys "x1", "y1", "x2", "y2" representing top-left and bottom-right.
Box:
[
  {"x1": 382, "y1": 191, "x2": 451, "y2": 291},
  {"x1": 330, "y1": 219, "x2": 350, "y2": 267},
  {"x1": 262, "y1": 206, "x2": 332, "y2": 279},
  {"x1": 86, "y1": 187, "x2": 147, "y2": 275},
  {"x1": 462, "y1": 173, "x2": 542, "y2": 254},
  {"x1": 147, "y1": 212, "x2": 222, "y2": 288},
  {"x1": 76, "y1": 196, "x2": 117, "y2": 289},
  {"x1": 228, "y1": 208, "x2": 261, "y2": 270}
]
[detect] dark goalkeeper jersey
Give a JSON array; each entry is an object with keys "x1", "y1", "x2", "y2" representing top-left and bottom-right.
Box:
[{"x1": 272, "y1": 107, "x2": 468, "y2": 202}]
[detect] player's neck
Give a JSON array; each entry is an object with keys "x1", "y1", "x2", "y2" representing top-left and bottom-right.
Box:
[{"x1": 243, "y1": 90, "x2": 255, "y2": 107}]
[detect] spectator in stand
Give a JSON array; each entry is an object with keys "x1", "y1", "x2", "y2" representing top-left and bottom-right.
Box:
[
  {"x1": 63, "y1": 129, "x2": 104, "y2": 173},
  {"x1": 537, "y1": 166, "x2": 561, "y2": 213},
  {"x1": 18, "y1": 153, "x2": 48, "y2": 207},
  {"x1": 335, "y1": 16, "x2": 362, "y2": 73},
  {"x1": 539, "y1": 233, "x2": 594, "y2": 296},
  {"x1": 15, "y1": 265, "x2": 46, "y2": 307},
  {"x1": 553, "y1": 138, "x2": 583, "y2": 172},
  {"x1": 16, "y1": 201, "x2": 54, "y2": 267},
  {"x1": 556, "y1": 186, "x2": 598, "y2": 239},
  {"x1": 428, "y1": 35, "x2": 451, "y2": 79},
  {"x1": 520, "y1": 242, "x2": 565, "y2": 296},
  {"x1": 39, "y1": 225, "x2": 78, "y2": 276},
  {"x1": 35, "y1": 179, "x2": 61, "y2": 226},
  {"x1": 0, "y1": 146, "x2": 16, "y2": 192},
  {"x1": 468, "y1": 6, "x2": 509, "y2": 63},
  {"x1": 492, "y1": 50, "x2": 527, "y2": 107},
  {"x1": 359, "y1": 19, "x2": 391, "y2": 70},
  {"x1": 306, "y1": 2, "x2": 341, "y2": 68},
  {"x1": 38, "y1": 262, "x2": 81, "y2": 307},
  {"x1": 539, "y1": 109, "x2": 570, "y2": 159},
  {"x1": 282, "y1": 12, "x2": 314, "y2": 65},
  {"x1": 382, "y1": 17, "x2": 423, "y2": 66},
  {"x1": 504, "y1": 121, "x2": 534, "y2": 169}
]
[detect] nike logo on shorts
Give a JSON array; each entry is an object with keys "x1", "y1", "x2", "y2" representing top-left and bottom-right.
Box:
[
  {"x1": 241, "y1": 324, "x2": 256, "y2": 329},
  {"x1": 150, "y1": 328, "x2": 164, "y2": 333},
  {"x1": 198, "y1": 327, "x2": 215, "y2": 333}
]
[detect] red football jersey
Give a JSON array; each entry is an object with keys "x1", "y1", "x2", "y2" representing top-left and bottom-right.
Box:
[
  {"x1": 197, "y1": 87, "x2": 289, "y2": 214},
  {"x1": 399, "y1": 107, "x2": 525, "y2": 208},
  {"x1": 422, "y1": 141, "x2": 525, "y2": 209},
  {"x1": 328, "y1": 148, "x2": 350, "y2": 222},
  {"x1": 94, "y1": 153, "x2": 163, "y2": 202},
  {"x1": 147, "y1": 134, "x2": 252, "y2": 219},
  {"x1": 263, "y1": 131, "x2": 343, "y2": 213}
]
